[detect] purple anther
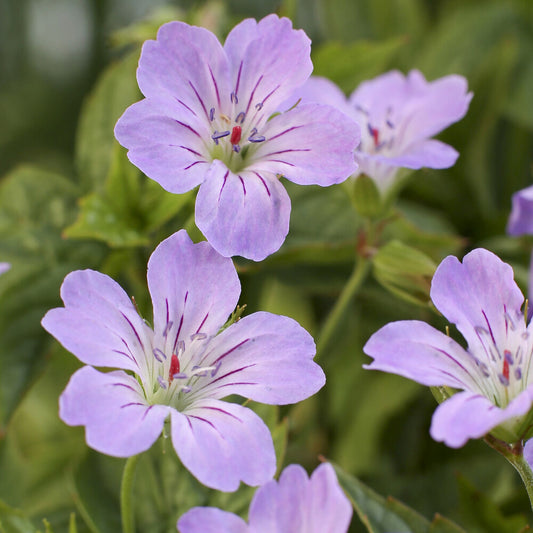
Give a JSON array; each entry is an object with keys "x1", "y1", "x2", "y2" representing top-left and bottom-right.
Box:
[
  {"x1": 176, "y1": 340, "x2": 186, "y2": 354},
  {"x1": 190, "y1": 332, "x2": 207, "y2": 341},
  {"x1": 498, "y1": 373, "x2": 510, "y2": 387},
  {"x1": 231, "y1": 92, "x2": 238, "y2": 104},
  {"x1": 163, "y1": 320, "x2": 173, "y2": 337},
  {"x1": 255, "y1": 102, "x2": 263, "y2": 111},
  {"x1": 209, "y1": 107, "x2": 215, "y2": 121},
  {"x1": 248, "y1": 134, "x2": 266, "y2": 143},
  {"x1": 235, "y1": 111, "x2": 246, "y2": 124},
  {"x1": 153, "y1": 348, "x2": 167, "y2": 362},
  {"x1": 233, "y1": 144, "x2": 241, "y2": 153},
  {"x1": 504, "y1": 350, "x2": 514, "y2": 365},
  {"x1": 212, "y1": 130, "x2": 230, "y2": 144},
  {"x1": 386, "y1": 119, "x2": 394, "y2": 129},
  {"x1": 478, "y1": 361, "x2": 490, "y2": 378},
  {"x1": 515, "y1": 367, "x2": 523, "y2": 380},
  {"x1": 249, "y1": 127, "x2": 257, "y2": 136},
  {"x1": 355, "y1": 104, "x2": 369, "y2": 116},
  {"x1": 211, "y1": 360, "x2": 222, "y2": 377},
  {"x1": 180, "y1": 386, "x2": 192, "y2": 394},
  {"x1": 157, "y1": 376, "x2": 167, "y2": 389},
  {"x1": 173, "y1": 372, "x2": 188, "y2": 380}
]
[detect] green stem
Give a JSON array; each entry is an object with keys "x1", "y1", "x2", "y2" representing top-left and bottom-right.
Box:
[
  {"x1": 121, "y1": 454, "x2": 140, "y2": 533},
  {"x1": 316, "y1": 255, "x2": 371, "y2": 359},
  {"x1": 485, "y1": 436, "x2": 533, "y2": 511}
]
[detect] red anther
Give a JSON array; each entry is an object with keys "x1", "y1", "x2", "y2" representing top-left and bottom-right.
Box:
[
  {"x1": 230, "y1": 126, "x2": 242, "y2": 145},
  {"x1": 169, "y1": 354, "x2": 180, "y2": 384},
  {"x1": 503, "y1": 359, "x2": 510, "y2": 382},
  {"x1": 370, "y1": 126, "x2": 379, "y2": 146}
]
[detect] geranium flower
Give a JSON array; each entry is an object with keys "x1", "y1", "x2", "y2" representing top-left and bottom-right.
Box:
[
  {"x1": 114, "y1": 15, "x2": 359, "y2": 261},
  {"x1": 0, "y1": 263, "x2": 9, "y2": 275},
  {"x1": 177, "y1": 463, "x2": 352, "y2": 533},
  {"x1": 41, "y1": 230, "x2": 325, "y2": 491},
  {"x1": 364, "y1": 248, "x2": 533, "y2": 448},
  {"x1": 282, "y1": 70, "x2": 472, "y2": 191}
]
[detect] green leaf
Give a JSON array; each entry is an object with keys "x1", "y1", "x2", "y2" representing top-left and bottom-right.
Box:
[
  {"x1": 0, "y1": 500, "x2": 36, "y2": 533},
  {"x1": 0, "y1": 166, "x2": 104, "y2": 428},
  {"x1": 75, "y1": 52, "x2": 140, "y2": 191},
  {"x1": 312, "y1": 37, "x2": 405, "y2": 93}
]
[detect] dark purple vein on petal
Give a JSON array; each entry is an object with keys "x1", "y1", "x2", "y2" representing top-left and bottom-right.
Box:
[
  {"x1": 267, "y1": 125, "x2": 304, "y2": 142},
  {"x1": 244, "y1": 75, "x2": 264, "y2": 115},
  {"x1": 218, "y1": 170, "x2": 229, "y2": 202},
  {"x1": 200, "y1": 405, "x2": 243, "y2": 423},
  {"x1": 174, "y1": 98, "x2": 197, "y2": 116},
  {"x1": 208, "y1": 364, "x2": 257, "y2": 386},
  {"x1": 234, "y1": 61, "x2": 243, "y2": 98},
  {"x1": 212, "y1": 339, "x2": 250, "y2": 365},
  {"x1": 121, "y1": 312, "x2": 145, "y2": 352},
  {"x1": 208, "y1": 66, "x2": 221, "y2": 108},
  {"x1": 180, "y1": 145, "x2": 204, "y2": 157},
  {"x1": 187, "y1": 415, "x2": 224, "y2": 438},
  {"x1": 184, "y1": 161, "x2": 207, "y2": 171},
  {"x1": 112, "y1": 382, "x2": 138, "y2": 393},
  {"x1": 175, "y1": 120, "x2": 202, "y2": 138},
  {"x1": 253, "y1": 172, "x2": 271, "y2": 196},
  {"x1": 261, "y1": 148, "x2": 311, "y2": 157},
  {"x1": 238, "y1": 176, "x2": 246, "y2": 196},
  {"x1": 188, "y1": 81, "x2": 209, "y2": 120}
]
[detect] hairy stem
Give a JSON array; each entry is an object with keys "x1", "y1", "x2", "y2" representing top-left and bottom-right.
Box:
[{"x1": 121, "y1": 454, "x2": 141, "y2": 533}]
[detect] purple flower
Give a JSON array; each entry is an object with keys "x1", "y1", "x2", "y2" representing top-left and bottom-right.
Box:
[
  {"x1": 282, "y1": 70, "x2": 472, "y2": 191},
  {"x1": 41, "y1": 230, "x2": 325, "y2": 491},
  {"x1": 176, "y1": 463, "x2": 352, "y2": 533},
  {"x1": 114, "y1": 15, "x2": 359, "y2": 261},
  {"x1": 0, "y1": 263, "x2": 10, "y2": 275},
  {"x1": 507, "y1": 185, "x2": 533, "y2": 236},
  {"x1": 364, "y1": 248, "x2": 533, "y2": 448}
]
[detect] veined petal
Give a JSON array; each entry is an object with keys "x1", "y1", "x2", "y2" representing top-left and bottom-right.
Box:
[
  {"x1": 114, "y1": 98, "x2": 210, "y2": 194},
  {"x1": 195, "y1": 161, "x2": 291, "y2": 260},
  {"x1": 137, "y1": 21, "x2": 231, "y2": 118},
  {"x1": 177, "y1": 508, "x2": 248, "y2": 533},
  {"x1": 224, "y1": 15, "x2": 312, "y2": 116},
  {"x1": 147, "y1": 230, "x2": 241, "y2": 351},
  {"x1": 192, "y1": 312, "x2": 324, "y2": 404},
  {"x1": 363, "y1": 320, "x2": 478, "y2": 390},
  {"x1": 383, "y1": 139, "x2": 459, "y2": 169},
  {"x1": 170, "y1": 399, "x2": 276, "y2": 491},
  {"x1": 279, "y1": 76, "x2": 354, "y2": 117},
  {"x1": 60, "y1": 366, "x2": 170, "y2": 456},
  {"x1": 41, "y1": 270, "x2": 151, "y2": 372},
  {"x1": 430, "y1": 388, "x2": 533, "y2": 447},
  {"x1": 430, "y1": 249, "x2": 525, "y2": 352},
  {"x1": 251, "y1": 103, "x2": 359, "y2": 186}
]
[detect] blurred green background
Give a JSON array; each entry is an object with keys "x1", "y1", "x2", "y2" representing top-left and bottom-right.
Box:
[{"x1": 0, "y1": 0, "x2": 533, "y2": 531}]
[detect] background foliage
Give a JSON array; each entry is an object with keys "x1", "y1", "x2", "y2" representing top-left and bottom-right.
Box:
[{"x1": 0, "y1": 0, "x2": 532, "y2": 531}]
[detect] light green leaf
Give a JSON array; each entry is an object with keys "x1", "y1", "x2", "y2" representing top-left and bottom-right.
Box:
[{"x1": 0, "y1": 500, "x2": 36, "y2": 533}]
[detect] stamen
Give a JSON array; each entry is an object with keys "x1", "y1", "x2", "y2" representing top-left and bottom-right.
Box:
[
  {"x1": 498, "y1": 373, "x2": 510, "y2": 386},
  {"x1": 191, "y1": 365, "x2": 209, "y2": 377},
  {"x1": 191, "y1": 332, "x2": 207, "y2": 341},
  {"x1": 209, "y1": 107, "x2": 215, "y2": 121},
  {"x1": 386, "y1": 119, "x2": 394, "y2": 129},
  {"x1": 168, "y1": 354, "x2": 180, "y2": 384},
  {"x1": 515, "y1": 367, "x2": 523, "y2": 380},
  {"x1": 211, "y1": 360, "x2": 222, "y2": 377},
  {"x1": 212, "y1": 130, "x2": 230, "y2": 144},
  {"x1": 504, "y1": 350, "x2": 514, "y2": 365},
  {"x1": 233, "y1": 144, "x2": 241, "y2": 153},
  {"x1": 157, "y1": 376, "x2": 167, "y2": 389},
  {"x1": 163, "y1": 320, "x2": 173, "y2": 337},
  {"x1": 367, "y1": 123, "x2": 379, "y2": 146},
  {"x1": 179, "y1": 385, "x2": 192, "y2": 394},
  {"x1": 230, "y1": 126, "x2": 242, "y2": 145},
  {"x1": 176, "y1": 340, "x2": 186, "y2": 355},
  {"x1": 248, "y1": 133, "x2": 266, "y2": 143},
  {"x1": 172, "y1": 372, "x2": 188, "y2": 379},
  {"x1": 153, "y1": 348, "x2": 167, "y2": 362},
  {"x1": 255, "y1": 102, "x2": 263, "y2": 110},
  {"x1": 231, "y1": 92, "x2": 238, "y2": 104},
  {"x1": 235, "y1": 111, "x2": 246, "y2": 124},
  {"x1": 477, "y1": 360, "x2": 491, "y2": 378},
  {"x1": 355, "y1": 104, "x2": 369, "y2": 116},
  {"x1": 504, "y1": 312, "x2": 517, "y2": 331},
  {"x1": 503, "y1": 358, "x2": 510, "y2": 382}
]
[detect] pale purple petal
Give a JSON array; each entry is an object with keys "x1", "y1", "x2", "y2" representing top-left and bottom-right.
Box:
[
  {"x1": 136, "y1": 21, "x2": 230, "y2": 117},
  {"x1": 430, "y1": 249, "x2": 524, "y2": 351},
  {"x1": 60, "y1": 366, "x2": 170, "y2": 456},
  {"x1": 507, "y1": 185, "x2": 533, "y2": 236},
  {"x1": 363, "y1": 320, "x2": 477, "y2": 389},
  {"x1": 278, "y1": 76, "x2": 354, "y2": 117},
  {"x1": 114, "y1": 98, "x2": 210, "y2": 194},
  {"x1": 195, "y1": 160, "x2": 291, "y2": 260},
  {"x1": 147, "y1": 230, "x2": 240, "y2": 348},
  {"x1": 524, "y1": 438, "x2": 533, "y2": 467},
  {"x1": 170, "y1": 399, "x2": 276, "y2": 491},
  {"x1": 248, "y1": 463, "x2": 351, "y2": 533},
  {"x1": 224, "y1": 15, "x2": 312, "y2": 116},
  {"x1": 383, "y1": 139, "x2": 459, "y2": 169},
  {"x1": 193, "y1": 312, "x2": 324, "y2": 404},
  {"x1": 430, "y1": 388, "x2": 533, "y2": 448},
  {"x1": 0, "y1": 263, "x2": 10, "y2": 275},
  {"x1": 177, "y1": 508, "x2": 248, "y2": 533},
  {"x1": 41, "y1": 270, "x2": 151, "y2": 372},
  {"x1": 251, "y1": 103, "x2": 359, "y2": 186}
]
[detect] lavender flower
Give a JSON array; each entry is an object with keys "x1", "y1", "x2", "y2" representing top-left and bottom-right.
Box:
[
  {"x1": 114, "y1": 15, "x2": 359, "y2": 261},
  {"x1": 41, "y1": 230, "x2": 325, "y2": 491},
  {"x1": 0, "y1": 263, "x2": 10, "y2": 275},
  {"x1": 364, "y1": 248, "x2": 533, "y2": 448},
  {"x1": 282, "y1": 70, "x2": 472, "y2": 191},
  {"x1": 177, "y1": 463, "x2": 352, "y2": 533},
  {"x1": 507, "y1": 185, "x2": 533, "y2": 236}
]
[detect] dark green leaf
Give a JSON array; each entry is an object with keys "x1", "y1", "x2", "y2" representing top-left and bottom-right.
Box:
[{"x1": 0, "y1": 500, "x2": 36, "y2": 533}]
